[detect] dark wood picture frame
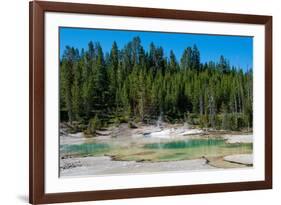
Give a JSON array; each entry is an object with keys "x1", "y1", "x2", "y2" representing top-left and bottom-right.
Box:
[{"x1": 29, "y1": 1, "x2": 272, "y2": 204}]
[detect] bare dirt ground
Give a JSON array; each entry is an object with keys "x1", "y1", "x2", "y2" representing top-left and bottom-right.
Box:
[{"x1": 60, "y1": 156, "x2": 216, "y2": 177}]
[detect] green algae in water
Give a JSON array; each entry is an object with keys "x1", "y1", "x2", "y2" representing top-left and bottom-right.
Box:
[
  {"x1": 144, "y1": 138, "x2": 226, "y2": 149},
  {"x1": 143, "y1": 138, "x2": 253, "y2": 161},
  {"x1": 144, "y1": 138, "x2": 252, "y2": 149},
  {"x1": 60, "y1": 143, "x2": 110, "y2": 156},
  {"x1": 60, "y1": 138, "x2": 253, "y2": 162}
]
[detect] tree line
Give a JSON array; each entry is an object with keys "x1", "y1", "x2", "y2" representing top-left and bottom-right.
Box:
[{"x1": 60, "y1": 36, "x2": 253, "y2": 133}]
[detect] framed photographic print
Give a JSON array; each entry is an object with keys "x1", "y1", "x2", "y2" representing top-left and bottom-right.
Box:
[{"x1": 29, "y1": 1, "x2": 272, "y2": 204}]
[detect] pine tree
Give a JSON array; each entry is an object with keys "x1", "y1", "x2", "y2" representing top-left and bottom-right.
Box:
[
  {"x1": 71, "y1": 61, "x2": 82, "y2": 120},
  {"x1": 191, "y1": 45, "x2": 200, "y2": 70},
  {"x1": 180, "y1": 47, "x2": 192, "y2": 70},
  {"x1": 168, "y1": 50, "x2": 178, "y2": 73},
  {"x1": 108, "y1": 41, "x2": 119, "y2": 107},
  {"x1": 60, "y1": 46, "x2": 79, "y2": 123}
]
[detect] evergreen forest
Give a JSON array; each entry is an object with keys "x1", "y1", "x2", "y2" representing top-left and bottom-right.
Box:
[{"x1": 60, "y1": 36, "x2": 253, "y2": 134}]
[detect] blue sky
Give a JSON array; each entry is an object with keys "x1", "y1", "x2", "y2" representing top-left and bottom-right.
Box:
[{"x1": 59, "y1": 27, "x2": 253, "y2": 71}]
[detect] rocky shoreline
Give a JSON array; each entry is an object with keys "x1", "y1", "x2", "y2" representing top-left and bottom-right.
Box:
[
  {"x1": 60, "y1": 122, "x2": 253, "y2": 176},
  {"x1": 60, "y1": 156, "x2": 215, "y2": 176}
]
